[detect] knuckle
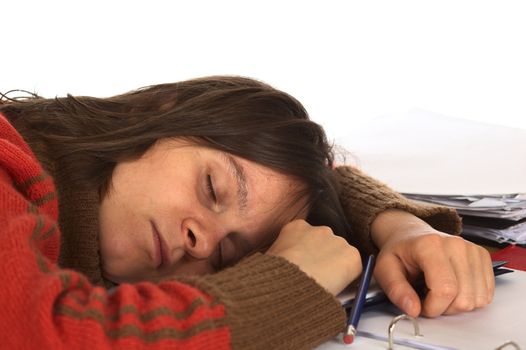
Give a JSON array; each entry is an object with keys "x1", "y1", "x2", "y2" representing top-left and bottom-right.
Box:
[
  {"x1": 452, "y1": 296, "x2": 475, "y2": 312},
  {"x1": 346, "y1": 243, "x2": 359, "y2": 254},
  {"x1": 348, "y1": 247, "x2": 362, "y2": 267},
  {"x1": 447, "y1": 236, "x2": 468, "y2": 253},
  {"x1": 434, "y1": 282, "x2": 458, "y2": 300},
  {"x1": 335, "y1": 235, "x2": 351, "y2": 247},
  {"x1": 317, "y1": 225, "x2": 334, "y2": 235}
]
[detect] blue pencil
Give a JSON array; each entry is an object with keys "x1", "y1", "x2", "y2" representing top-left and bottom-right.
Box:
[{"x1": 343, "y1": 254, "x2": 376, "y2": 345}]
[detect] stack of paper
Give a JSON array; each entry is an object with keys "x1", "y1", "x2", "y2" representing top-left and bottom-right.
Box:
[
  {"x1": 463, "y1": 216, "x2": 526, "y2": 245},
  {"x1": 337, "y1": 110, "x2": 526, "y2": 245},
  {"x1": 403, "y1": 193, "x2": 526, "y2": 244}
]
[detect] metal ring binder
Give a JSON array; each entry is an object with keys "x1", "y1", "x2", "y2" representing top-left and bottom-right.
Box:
[
  {"x1": 387, "y1": 314, "x2": 423, "y2": 350},
  {"x1": 356, "y1": 313, "x2": 521, "y2": 350},
  {"x1": 495, "y1": 341, "x2": 521, "y2": 350}
]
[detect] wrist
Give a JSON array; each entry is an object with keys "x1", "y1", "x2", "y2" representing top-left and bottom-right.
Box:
[{"x1": 370, "y1": 209, "x2": 436, "y2": 248}]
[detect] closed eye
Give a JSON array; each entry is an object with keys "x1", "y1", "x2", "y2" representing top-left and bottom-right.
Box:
[{"x1": 206, "y1": 175, "x2": 217, "y2": 203}]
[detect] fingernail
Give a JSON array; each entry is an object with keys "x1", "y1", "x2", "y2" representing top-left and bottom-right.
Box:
[{"x1": 403, "y1": 297, "x2": 414, "y2": 313}]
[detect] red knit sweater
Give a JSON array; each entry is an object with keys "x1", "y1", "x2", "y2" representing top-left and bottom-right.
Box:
[{"x1": 0, "y1": 114, "x2": 230, "y2": 349}]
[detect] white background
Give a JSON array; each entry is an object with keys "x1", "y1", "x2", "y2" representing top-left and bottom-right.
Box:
[{"x1": 2, "y1": 0, "x2": 526, "y2": 140}]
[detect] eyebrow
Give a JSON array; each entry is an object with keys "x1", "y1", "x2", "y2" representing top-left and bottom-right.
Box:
[{"x1": 220, "y1": 153, "x2": 249, "y2": 213}]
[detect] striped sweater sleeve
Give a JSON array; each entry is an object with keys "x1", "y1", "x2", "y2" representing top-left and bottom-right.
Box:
[{"x1": 0, "y1": 115, "x2": 345, "y2": 349}]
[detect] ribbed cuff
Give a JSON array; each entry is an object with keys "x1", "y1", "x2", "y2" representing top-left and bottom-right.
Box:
[
  {"x1": 180, "y1": 253, "x2": 346, "y2": 350},
  {"x1": 334, "y1": 166, "x2": 462, "y2": 255}
]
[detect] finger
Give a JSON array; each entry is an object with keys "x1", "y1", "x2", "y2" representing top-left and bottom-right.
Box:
[
  {"x1": 415, "y1": 237, "x2": 458, "y2": 317},
  {"x1": 444, "y1": 244, "x2": 494, "y2": 314},
  {"x1": 443, "y1": 244, "x2": 478, "y2": 315},
  {"x1": 469, "y1": 246, "x2": 493, "y2": 309},
  {"x1": 374, "y1": 253, "x2": 421, "y2": 317},
  {"x1": 481, "y1": 248, "x2": 495, "y2": 305}
]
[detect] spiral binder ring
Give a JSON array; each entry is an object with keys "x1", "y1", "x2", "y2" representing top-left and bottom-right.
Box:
[
  {"x1": 495, "y1": 340, "x2": 521, "y2": 350},
  {"x1": 387, "y1": 314, "x2": 423, "y2": 350}
]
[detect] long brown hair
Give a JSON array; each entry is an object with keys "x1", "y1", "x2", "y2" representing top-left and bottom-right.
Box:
[{"x1": 1, "y1": 76, "x2": 351, "y2": 238}]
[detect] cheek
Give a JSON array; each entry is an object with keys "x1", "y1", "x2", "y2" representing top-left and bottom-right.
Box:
[
  {"x1": 99, "y1": 225, "x2": 150, "y2": 284},
  {"x1": 98, "y1": 197, "x2": 149, "y2": 278},
  {"x1": 99, "y1": 220, "x2": 134, "y2": 272}
]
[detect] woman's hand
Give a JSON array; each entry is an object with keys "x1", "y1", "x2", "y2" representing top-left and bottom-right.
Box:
[
  {"x1": 371, "y1": 209, "x2": 495, "y2": 318},
  {"x1": 267, "y1": 219, "x2": 363, "y2": 296}
]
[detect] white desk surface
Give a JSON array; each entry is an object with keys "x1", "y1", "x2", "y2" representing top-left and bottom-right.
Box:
[
  {"x1": 316, "y1": 269, "x2": 526, "y2": 350},
  {"x1": 337, "y1": 110, "x2": 526, "y2": 195}
]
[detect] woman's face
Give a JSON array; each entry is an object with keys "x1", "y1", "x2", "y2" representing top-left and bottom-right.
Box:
[{"x1": 99, "y1": 138, "x2": 307, "y2": 283}]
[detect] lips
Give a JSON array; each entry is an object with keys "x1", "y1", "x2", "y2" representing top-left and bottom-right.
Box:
[{"x1": 151, "y1": 221, "x2": 169, "y2": 269}]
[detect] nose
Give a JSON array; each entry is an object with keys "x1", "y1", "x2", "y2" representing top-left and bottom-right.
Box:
[{"x1": 181, "y1": 218, "x2": 227, "y2": 259}]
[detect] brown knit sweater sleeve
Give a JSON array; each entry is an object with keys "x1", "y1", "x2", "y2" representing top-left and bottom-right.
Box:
[
  {"x1": 180, "y1": 253, "x2": 346, "y2": 350},
  {"x1": 334, "y1": 165, "x2": 462, "y2": 255}
]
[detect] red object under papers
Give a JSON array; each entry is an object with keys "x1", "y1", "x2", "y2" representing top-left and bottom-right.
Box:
[{"x1": 491, "y1": 245, "x2": 526, "y2": 271}]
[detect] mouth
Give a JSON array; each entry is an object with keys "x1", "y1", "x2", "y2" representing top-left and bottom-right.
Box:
[{"x1": 150, "y1": 221, "x2": 169, "y2": 270}]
